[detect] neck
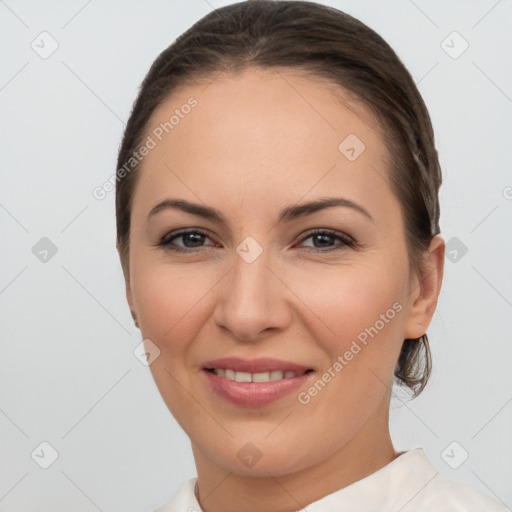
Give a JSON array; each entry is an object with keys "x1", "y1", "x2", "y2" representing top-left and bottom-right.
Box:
[{"x1": 192, "y1": 407, "x2": 396, "y2": 512}]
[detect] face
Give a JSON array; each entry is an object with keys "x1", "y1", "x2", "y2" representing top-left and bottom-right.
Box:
[{"x1": 123, "y1": 67, "x2": 434, "y2": 477}]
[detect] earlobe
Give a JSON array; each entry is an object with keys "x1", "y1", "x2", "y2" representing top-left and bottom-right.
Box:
[{"x1": 404, "y1": 235, "x2": 445, "y2": 339}]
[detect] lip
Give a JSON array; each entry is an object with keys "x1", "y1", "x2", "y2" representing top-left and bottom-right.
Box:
[{"x1": 202, "y1": 357, "x2": 314, "y2": 407}]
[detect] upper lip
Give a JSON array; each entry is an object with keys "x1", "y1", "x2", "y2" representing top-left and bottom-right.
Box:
[{"x1": 202, "y1": 357, "x2": 313, "y2": 374}]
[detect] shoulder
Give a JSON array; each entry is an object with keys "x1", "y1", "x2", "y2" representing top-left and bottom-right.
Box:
[
  {"x1": 409, "y1": 474, "x2": 509, "y2": 511},
  {"x1": 395, "y1": 449, "x2": 509, "y2": 512}
]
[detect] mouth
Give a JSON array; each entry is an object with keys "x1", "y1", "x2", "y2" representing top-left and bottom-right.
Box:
[
  {"x1": 206, "y1": 368, "x2": 313, "y2": 382},
  {"x1": 202, "y1": 357, "x2": 315, "y2": 407}
]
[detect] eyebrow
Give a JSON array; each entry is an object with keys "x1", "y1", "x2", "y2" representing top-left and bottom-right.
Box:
[{"x1": 147, "y1": 197, "x2": 374, "y2": 224}]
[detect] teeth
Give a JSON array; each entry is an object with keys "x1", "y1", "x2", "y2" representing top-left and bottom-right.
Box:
[
  {"x1": 252, "y1": 371, "x2": 270, "y2": 382},
  {"x1": 212, "y1": 368, "x2": 305, "y2": 382},
  {"x1": 270, "y1": 370, "x2": 284, "y2": 381},
  {"x1": 235, "y1": 371, "x2": 252, "y2": 383}
]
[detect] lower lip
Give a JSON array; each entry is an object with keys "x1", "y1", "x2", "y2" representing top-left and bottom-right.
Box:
[{"x1": 203, "y1": 370, "x2": 312, "y2": 407}]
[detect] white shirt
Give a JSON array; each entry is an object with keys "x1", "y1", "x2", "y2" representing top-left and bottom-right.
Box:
[{"x1": 155, "y1": 448, "x2": 510, "y2": 511}]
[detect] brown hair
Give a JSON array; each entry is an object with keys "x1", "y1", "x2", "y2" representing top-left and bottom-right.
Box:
[{"x1": 116, "y1": 0, "x2": 441, "y2": 397}]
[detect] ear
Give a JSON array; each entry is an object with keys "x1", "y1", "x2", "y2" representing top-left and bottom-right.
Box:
[{"x1": 404, "y1": 235, "x2": 445, "y2": 339}]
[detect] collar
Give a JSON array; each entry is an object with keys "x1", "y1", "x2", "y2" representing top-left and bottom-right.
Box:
[{"x1": 157, "y1": 448, "x2": 504, "y2": 511}]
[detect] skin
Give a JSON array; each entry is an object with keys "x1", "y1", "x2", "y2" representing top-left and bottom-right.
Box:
[{"x1": 119, "y1": 67, "x2": 444, "y2": 512}]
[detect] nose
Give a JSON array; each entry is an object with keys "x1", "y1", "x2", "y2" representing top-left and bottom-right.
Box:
[{"x1": 213, "y1": 247, "x2": 292, "y2": 343}]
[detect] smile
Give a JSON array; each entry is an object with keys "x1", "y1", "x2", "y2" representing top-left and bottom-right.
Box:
[
  {"x1": 209, "y1": 368, "x2": 310, "y2": 382},
  {"x1": 202, "y1": 357, "x2": 314, "y2": 407}
]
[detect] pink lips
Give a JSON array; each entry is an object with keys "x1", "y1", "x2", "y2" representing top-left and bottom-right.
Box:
[{"x1": 202, "y1": 357, "x2": 314, "y2": 407}]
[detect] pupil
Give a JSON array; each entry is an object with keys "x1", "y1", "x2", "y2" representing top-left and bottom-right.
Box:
[
  {"x1": 314, "y1": 234, "x2": 333, "y2": 247},
  {"x1": 184, "y1": 233, "x2": 204, "y2": 247}
]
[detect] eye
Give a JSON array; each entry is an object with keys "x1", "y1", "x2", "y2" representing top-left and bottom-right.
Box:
[
  {"x1": 297, "y1": 229, "x2": 355, "y2": 252},
  {"x1": 155, "y1": 228, "x2": 355, "y2": 254},
  {"x1": 156, "y1": 229, "x2": 217, "y2": 252}
]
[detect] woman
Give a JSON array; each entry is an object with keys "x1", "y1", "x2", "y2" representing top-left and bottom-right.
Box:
[{"x1": 115, "y1": 1, "x2": 508, "y2": 511}]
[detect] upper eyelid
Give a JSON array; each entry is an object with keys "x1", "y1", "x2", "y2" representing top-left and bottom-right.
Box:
[
  {"x1": 163, "y1": 228, "x2": 215, "y2": 243},
  {"x1": 304, "y1": 228, "x2": 353, "y2": 240},
  {"x1": 298, "y1": 230, "x2": 355, "y2": 249}
]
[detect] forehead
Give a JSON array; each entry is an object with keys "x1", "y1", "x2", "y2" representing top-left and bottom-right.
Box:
[{"x1": 132, "y1": 67, "x2": 393, "y2": 218}]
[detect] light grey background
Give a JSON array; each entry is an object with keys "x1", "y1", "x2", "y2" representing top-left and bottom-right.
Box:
[{"x1": 1, "y1": 0, "x2": 511, "y2": 510}]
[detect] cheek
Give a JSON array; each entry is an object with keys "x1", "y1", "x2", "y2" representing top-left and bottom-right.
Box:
[
  {"x1": 129, "y1": 259, "x2": 220, "y2": 431},
  {"x1": 284, "y1": 258, "x2": 409, "y2": 399},
  {"x1": 286, "y1": 264, "x2": 407, "y2": 442},
  {"x1": 291, "y1": 260, "x2": 407, "y2": 342},
  {"x1": 131, "y1": 260, "x2": 216, "y2": 351}
]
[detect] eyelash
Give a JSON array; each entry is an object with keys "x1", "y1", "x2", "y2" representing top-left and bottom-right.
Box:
[{"x1": 155, "y1": 228, "x2": 356, "y2": 253}]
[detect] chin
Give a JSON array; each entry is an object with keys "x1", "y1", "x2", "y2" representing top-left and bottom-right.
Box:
[{"x1": 196, "y1": 433, "x2": 334, "y2": 478}]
